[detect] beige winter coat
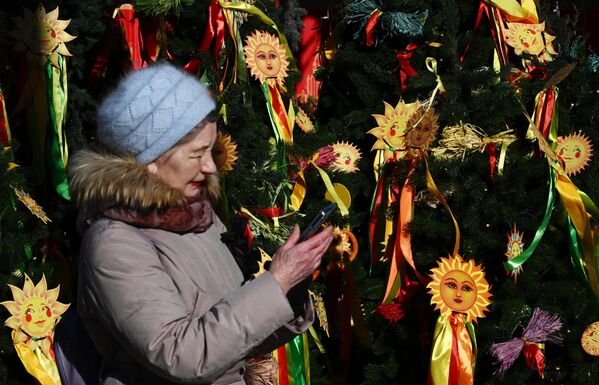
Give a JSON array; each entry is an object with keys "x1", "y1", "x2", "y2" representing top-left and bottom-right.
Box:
[{"x1": 68, "y1": 150, "x2": 313, "y2": 385}]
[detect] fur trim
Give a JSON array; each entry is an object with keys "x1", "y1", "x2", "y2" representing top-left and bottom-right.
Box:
[{"x1": 67, "y1": 150, "x2": 220, "y2": 218}]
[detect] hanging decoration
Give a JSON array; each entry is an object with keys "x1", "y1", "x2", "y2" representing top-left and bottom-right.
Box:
[
  {"x1": 490, "y1": 308, "x2": 563, "y2": 378},
  {"x1": 295, "y1": 107, "x2": 316, "y2": 134},
  {"x1": 294, "y1": 15, "x2": 323, "y2": 107},
  {"x1": 244, "y1": 30, "x2": 293, "y2": 143},
  {"x1": 0, "y1": 87, "x2": 12, "y2": 144},
  {"x1": 11, "y1": 4, "x2": 74, "y2": 200},
  {"x1": 343, "y1": 0, "x2": 428, "y2": 47},
  {"x1": 1, "y1": 274, "x2": 70, "y2": 385},
  {"x1": 213, "y1": 132, "x2": 239, "y2": 176},
  {"x1": 504, "y1": 224, "x2": 524, "y2": 283},
  {"x1": 13, "y1": 187, "x2": 51, "y2": 224},
  {"x1": 556, "y1": 133, "x2": 593, "y2": 176},
  {"x1": 431, "y1": 122, "x2": 516, "y2": 176},
  {"x1": 368, "y1": 99, "x2": 419, "y2": 162},
  {"x1": 330, "y1": 141, "x2": 362, "y2": 173},
  {"x1": 113, "y1": 4, "x2": 161, "y2": 70},
  {"x1": 504, "y1": 21, "x2": 557, "y2": 62},
  {"x1": 427, "y1": 255, "x2": 491, "y2": 385},
  {"x1": 581, "y1": 321, "x2": 599, "y2": 356},
  {"x1": 310, "y1": 290, "x2": 329, "y2": 337},
  {"x1": 405, "y1": 108, "x2": 439, "y2": 149}
]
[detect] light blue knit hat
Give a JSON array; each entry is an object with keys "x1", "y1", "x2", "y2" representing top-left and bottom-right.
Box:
[{"x1": 97, "y1": 62, "x2": 216, "y2": 164}]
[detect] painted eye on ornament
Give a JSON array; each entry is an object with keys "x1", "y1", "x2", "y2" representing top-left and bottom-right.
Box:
[
  {"x1": 268, "y1": 52, "x2": 277, "y2": 60},
  {"x1": 257, "y1": 53, "x2": 267, "y2": 60},
  {"x1": 445, "y1": 281, "x2": 457, "y2": 289},
  {"x1": 462, "y1": 284, "x2": 474, "y2": 292}
]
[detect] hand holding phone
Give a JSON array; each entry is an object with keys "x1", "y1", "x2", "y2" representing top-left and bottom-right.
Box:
[{"x1": 298, "y1": 203, "x2": 337, "y2": 242}]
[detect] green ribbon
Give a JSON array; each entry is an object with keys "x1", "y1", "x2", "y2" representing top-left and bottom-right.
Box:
[
  {"x1": 567, "y1": 216, "x2": 587, "y2": 280},
  {"x1": 286, "y1": 335, "x2": 308, "y2": 385},
  {"x1": 465, "y1": 320, "x2": 477, "y2": 371},
  {"x1": 261, "y1": 83, "x2": 281, "y2": 143},
  {"x1": 45, "y1": 57, "x2": 71, "y2": 200},
  {"x1": 504, "y1": 167, "x2": 556, "y2": 271}
]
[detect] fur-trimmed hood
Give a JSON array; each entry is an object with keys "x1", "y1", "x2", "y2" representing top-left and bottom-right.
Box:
[{"x1": 67, "y1": 149, "x2": 220, "y2": 225}]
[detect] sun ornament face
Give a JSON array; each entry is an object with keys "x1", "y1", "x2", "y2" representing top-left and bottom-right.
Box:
[
  {"x1": 427, "y1": 254, "x2": 492, "y2": 322},
  {"x1": 295, "y1": 107, "x2": 315, "y2": 134},
  {"x1": 369, "y1": 100, "x2": 419, "y2": 157},
  {"x1": 244, "y1": 30, "x2": 289, "y2": 86},
  {"x1": 12, "y1": 4, "x2": 76, "y2": 67},
  {"x1": 556, "y1": 133, "x2": 593, "y2": 176},
  {"x1": 331, "y1": 141, "x2": 361, "y2": 173},
  {"x1": 504, "y1": 21, "x2": 557, "y2": 62},
  {"x1": 212, "y1": 132, "x2": 238, "y2": 176},
  {"x1": 505, "y1": 224, "x2": 524, "y2": 282},
  {"x1": 2, "y1": 274, "x2": 69, "y2": 339},
  {"x1": 405, "y1": 107, "x2": 439, "y2": 149}
]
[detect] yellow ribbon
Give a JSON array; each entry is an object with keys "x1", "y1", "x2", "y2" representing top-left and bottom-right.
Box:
[
  {"x1": 483, "y1": 0, "x2": 538, "y2": 22},
  {"x1": 429, "y1": 314, "x2": 474, "y2": 385},
  {"x1": 289, "y1": 169, "x2": 307, "y2": 212},
  {"x1": 422, "y1": 153, "x2": 461, "y2": 256},
  {"x1": 310, "y1": 161, "x2": 349, "y2": 216},
  {"x1": 308, "y1": 326, "x2": 326, "y2": 353},
  {"x1": 13, "y1": 340, "x2": 61, "y2": 385},
  {"x1": 425, "y1": 57, "x2": 445, "y2": 112}
]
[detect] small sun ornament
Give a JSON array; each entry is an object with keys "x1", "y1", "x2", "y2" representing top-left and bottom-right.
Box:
[
  {"x1": 310, "y1": 291, "x2": 329, "y2": 336},
  {"x1": 213, "y1": 132, "x2": 238, "y2": 176},
  {"x1": 295, "y1": 107, "x2": 316, "y2": 134},
  {"x1": 504, "y1": 21, "x2": 557, "y2": 62},
  {"x1": 13, "y1": 187, "x2": 51, "y2": 224},
  {"x1": 369, "y1": 99, "x2": 419, "y2": 159},
  {"x1": 556, "y1": 133, "x2": 593, "y2": 176},
  {"x1": 244, "y1": 30, "x2": 289, "y2": 86},
  {"x1": 331, "y1": 141, "x2": 362, "y2": 173},
  {"x1": 427, "y1": 254, "x2": 492, "y2": 322},
  {"x1": 11, "y1": 4, "x2": 76, "y2": 67},
  {"x1": 405, "y1": 107, "x2": 439, "y2": 149},
  {"x1": 2, "y1": 274, "x2": 69, "y2": 385},
  {"x1": 331, "y1": 226, "x2": 359, "y2": 262},
  {"x1": 581, "y1": 321, "x2": 599, "y2": 356},
  {"x1": 505, "y1": 224, "x2": 525, "y2": 283}
]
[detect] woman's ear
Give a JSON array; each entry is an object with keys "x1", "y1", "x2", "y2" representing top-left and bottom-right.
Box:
[{"x1": 147, "y1": 162, "x2": 158, "y2": 174}]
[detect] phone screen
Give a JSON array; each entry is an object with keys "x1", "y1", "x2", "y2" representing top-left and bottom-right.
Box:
[{"x1": 298, "y1": 203, "x2": 337, "y2": 242}]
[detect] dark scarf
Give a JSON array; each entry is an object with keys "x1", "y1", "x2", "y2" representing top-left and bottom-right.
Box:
[{"x1": 102, "y1": 186, "x2": 213, "y2": 233}]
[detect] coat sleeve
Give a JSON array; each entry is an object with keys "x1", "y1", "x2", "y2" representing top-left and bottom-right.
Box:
[{"x1": 79, "y1": 220, "x2": 296, "y2": 384}]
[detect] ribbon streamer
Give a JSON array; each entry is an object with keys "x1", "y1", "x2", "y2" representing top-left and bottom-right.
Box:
[
  {"x1": 424, "y1": 58, "x2": 445, "y2": 111},
  {"x1": 429, "y1": 313, "x2": 474, "y2": 385},
  {"x1": 14, "y1": 340, "x2": 61, "y2": 385},
  {"x1": 0, "y1": 87, "x2": 11, "y2": 143}
]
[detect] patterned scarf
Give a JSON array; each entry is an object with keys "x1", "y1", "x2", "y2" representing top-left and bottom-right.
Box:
[{"x1": 102, "y1": 186, "x2": 213, "y2": 233}]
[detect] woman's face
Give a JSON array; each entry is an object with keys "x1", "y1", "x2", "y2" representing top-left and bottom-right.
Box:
[
  {"x1": 148, "y1": 122, "x2": 218, "y2": 198},
  {"x1": 439, "y1": 270, "x2": 477, "y2": 313}
]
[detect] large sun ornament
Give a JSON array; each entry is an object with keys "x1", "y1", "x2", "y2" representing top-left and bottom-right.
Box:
[
  {"x1": 405, "y1": 107, "x2": 439, "y2": 149},
  {"x1": 213, "y1": 132, "x2": 238, "y2": 176},
  {"x1": 505, "y1": 224, "x2": 524, "y2": 283},
  {"x1": 331, "y1": 141, "x2": 362, "y2": 173},
  {"x1": 11, "y1": 4, "x2": 76, "y2": 67},
  {"x1": 504, "y1": 21, "x2": 557, "y2": 62},
  {"x1": 244, "y1": 30, "x2": 289, "y2": 86},
  {"x1": 556, "y1": 133, "x2": 593, "y2": 176},
  {"x1": 369, "y1": 100, "x2": 419, "y2": 159},
  {"x1": 1, "y1": 274, "x2": 69, "y2": 358},
  {"x1": 427, "y1": 254, "x2": 492, "y2": 322}
]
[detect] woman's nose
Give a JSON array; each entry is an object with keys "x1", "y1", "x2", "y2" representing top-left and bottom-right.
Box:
[{"x1": 201, "y1": 155, "x2": 217, "y2": 174}]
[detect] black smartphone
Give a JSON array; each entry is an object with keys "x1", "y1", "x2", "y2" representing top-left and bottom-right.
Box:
[{"x1": 298, "y1": 203, "x2": 337, "y2": 242}]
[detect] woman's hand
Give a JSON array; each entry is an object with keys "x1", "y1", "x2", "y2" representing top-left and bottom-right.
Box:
[{"x1": 270, "y1": 225, "x2": 334, "y2": 294}]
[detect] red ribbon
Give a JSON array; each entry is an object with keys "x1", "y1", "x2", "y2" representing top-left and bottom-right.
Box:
[
  {"x1": 396, "y1": 43, "x2": 419, "y2": 91},
  {"x1": 0, "y1": 89, "x2": 10, "y2": 144},
  {"x1": 365, "y1": 10, "x2": 381, "y2": 47},
  {"x1": 485, "y1": 142, "x2": 497, "y2": 178},
  {"x1": 268, "y1": 84, "x2": 292, "y2": 140},
  {"x1": 523, "y1": 340, "x2": 545, "y2": 378},
  {"x1": 535, "y1": 88, "x2": 555, "y2": 138},
  {"x1": 115, "y1": 5, "x2": 143, "y2": 69},
  {"x1": 276, "y1": 345, "x2": 289, "y2": 385},
  {"x1": 252, "y1": 207, "x2": 284, "y2": 218},
  {"x1": 185, "y1": 0, "x2": 226, "y2": 74},
  {"x1": 294, "y1": 15, "x2": 322, "y2": 103}
]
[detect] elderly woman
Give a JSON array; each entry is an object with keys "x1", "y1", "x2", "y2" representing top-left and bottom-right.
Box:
[{"x1": 67, "y1": 63, "x2": 333, "y2": 385}]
